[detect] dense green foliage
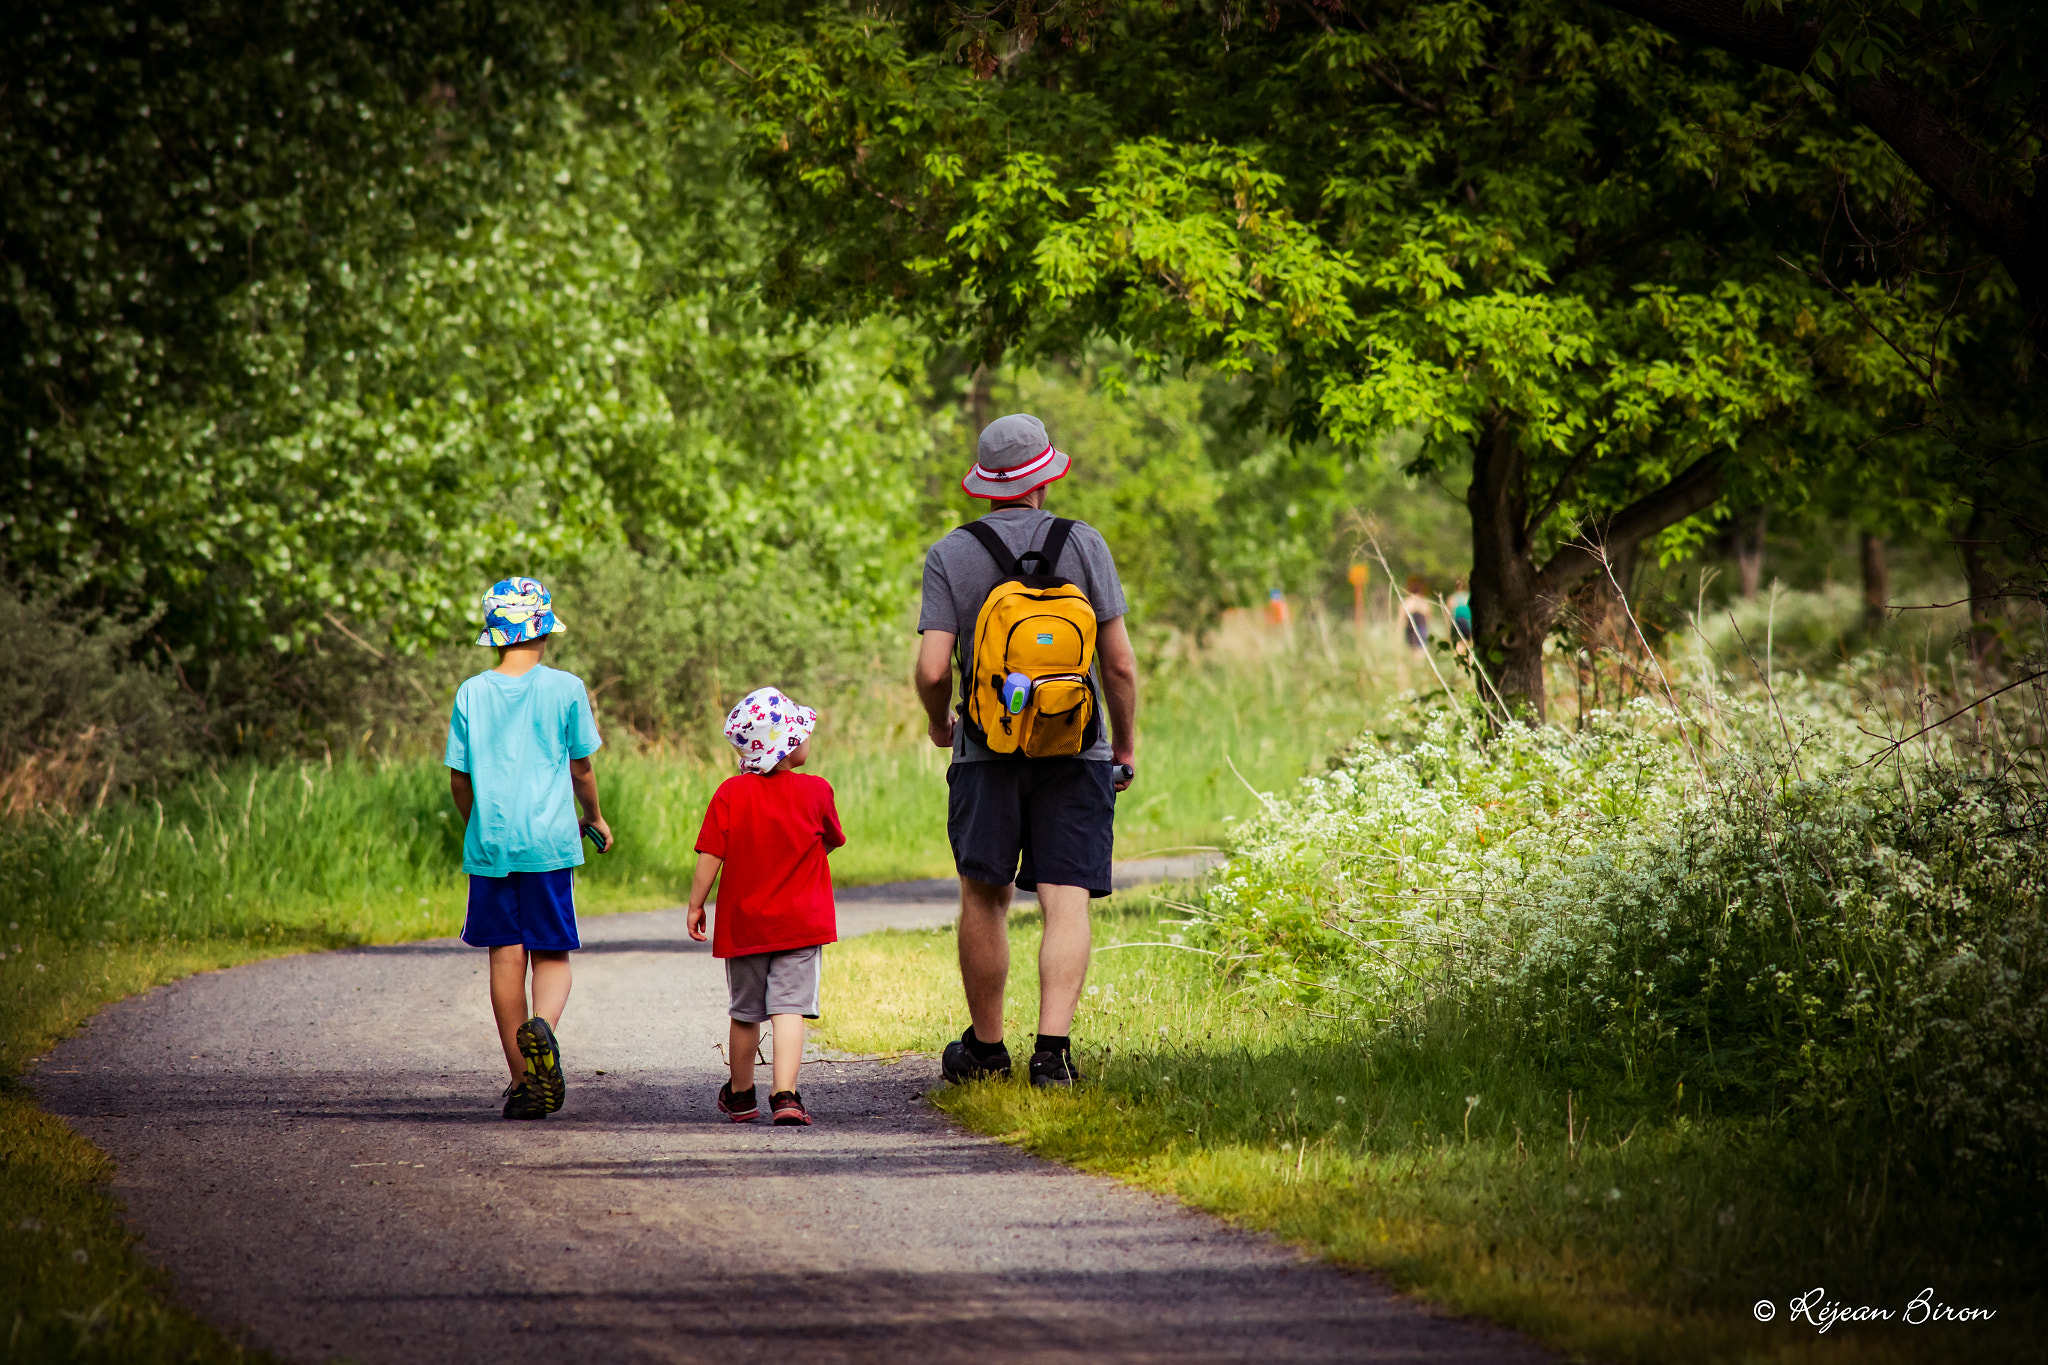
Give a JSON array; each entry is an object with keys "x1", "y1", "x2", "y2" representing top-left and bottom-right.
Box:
[
  {"x1": 668, "y1": 0, "x2": 2035, "y2": 710},
  {"x1": 2, "y1": 1, "x2": 941, "y2": 666}
]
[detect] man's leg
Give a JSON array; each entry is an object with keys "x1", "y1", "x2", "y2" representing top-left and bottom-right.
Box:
[
  {"x1": 957, "y1": 876, "x2": 1014, "y2": 1044},
  {"x1": 1033, "y1": 884, "x2": 1092, "y2": 1036},
  {"x1": 528, "y1": 949, "x2": 571, "y2": 1026},
  {"x1": 1013, "y1": 758, "x2": 1113, "y2": 1081},
  {"x1": 487, "y1": 945, "x2": 530, "y2": 1082}
]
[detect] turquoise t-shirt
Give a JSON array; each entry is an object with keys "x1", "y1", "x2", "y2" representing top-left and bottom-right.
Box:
[{"x1": 444, "y1": 665, "x2": 604, "y2": 877}]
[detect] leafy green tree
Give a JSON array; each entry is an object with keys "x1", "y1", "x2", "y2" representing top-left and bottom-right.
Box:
[
  {"x1": 1598, "y1": 0, "x2": 2047, "y2": 659},
  {"x1": 668, "y1": 0, "x2": 2000, "y2": 716},
  {"x1": 1599, "y1": 0, "x2": 2043, "y2": 360},
  {"x1": 3, "y1": 2, "x2": 940, "y2": 662},
  {"x1": 2, "y1": 0, "x2": 601, "y2": 613}
]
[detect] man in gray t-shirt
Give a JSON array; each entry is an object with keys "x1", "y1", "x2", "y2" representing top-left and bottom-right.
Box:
[
  {"x1": 913, "y1": 413, "x2": 1140, "y2": 1091},
  {"x1": 918, "y1": 507, "x2": 1128, "y2": 764}
]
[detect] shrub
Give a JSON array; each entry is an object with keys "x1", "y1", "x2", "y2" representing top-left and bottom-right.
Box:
[
  {"x1": 1192, "y1": 681, "x2": 2048, "y2": 1200},
  {"x1": 0, "y1": 584, "x2": 196, "y2": 810}
]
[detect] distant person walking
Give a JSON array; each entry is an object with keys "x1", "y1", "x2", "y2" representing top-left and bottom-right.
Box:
[
  {"x1": 914, "y1": 413, "x2": 1139, "y2": 1089},
  {"x1": 1449, "y1": 575, "x2": 1473, "y2": 642},
  {"x1": 445, "y1": 577, "x2": 612, "y2": 1121},
  {"x1": 1400, "y1": 575, "x2": 1434, "y2": 650}
]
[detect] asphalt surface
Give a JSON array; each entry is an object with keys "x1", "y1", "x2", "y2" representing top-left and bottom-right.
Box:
[{"x1": 37, "y1": 865, "x2": 1550, "y2": 1365}]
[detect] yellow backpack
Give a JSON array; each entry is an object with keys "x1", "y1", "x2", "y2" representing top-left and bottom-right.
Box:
[{"x1": 957, "y1": 518, "x2": 1100, "y2": 758}]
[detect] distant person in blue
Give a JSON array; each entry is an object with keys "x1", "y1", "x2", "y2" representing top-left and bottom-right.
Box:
[
  {"x1": 445, "y1": 576, "x2": 612, "y2": 1121},
  {"x1": 1449, "y1": 575, "x2": 1473, "y2": 642}
]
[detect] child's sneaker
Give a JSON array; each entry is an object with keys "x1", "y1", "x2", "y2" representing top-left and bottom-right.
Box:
[
  {"x1": 502, "y1": 1080, "x2": 548, "y2": 1120},
  {"x1": 941, "y1": 1026, "x2": 1012, "y2": 1083},
  {"x1": 1029, "y1": 1046, "x2": 1082, "y2": 1088},
  {"x1": 717, "y1": 1081, "x2": 759, "y2": 1122},
  {"x1": 515, "y1": 1016, "x2": 565, "y2": 1113},
  {"x1": 770, "y1": 1090, "x2": 813, "y2": 1125}
]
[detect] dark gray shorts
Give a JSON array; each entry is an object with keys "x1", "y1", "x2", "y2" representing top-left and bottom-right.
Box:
[
  {"x1": 724, "y1": 945, "x2": 823, "y2": 1022},
  {"x1": 947, "y1": 757, "x2": 1116, "y2": 897}
]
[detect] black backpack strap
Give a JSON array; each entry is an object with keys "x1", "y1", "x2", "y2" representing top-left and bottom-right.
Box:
[
  {"x1": 959, "y1": 519, "x2": 1021, "y2": 577},
  {"x1": 953, "y1": 521, "x2": 1015, "y2": 711},
  {"x1": 1021, "y1": 518, "x2": 1076, "y2": 577}
]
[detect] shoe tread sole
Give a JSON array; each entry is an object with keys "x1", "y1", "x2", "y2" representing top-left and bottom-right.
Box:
[{"x1": 516, "y1": 1017, "x2": 565, "y2": 1113}]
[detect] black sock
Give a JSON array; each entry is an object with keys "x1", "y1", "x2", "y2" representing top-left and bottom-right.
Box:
[
  {"x1": 1034, "y1": 1033, "x2": 1071, "y2": 1057},
  {"x1": 965, "y1": 1026, "x2": 1008, "y2": 1061}
]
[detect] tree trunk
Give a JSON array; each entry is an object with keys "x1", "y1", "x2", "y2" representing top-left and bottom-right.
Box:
[
  {"x1": 966, "y1": 363, "x2": 994, "y2": 439},
  {"x1": 1734, "y1": 507, "x2": 1767, "y2": 599},
  {"x1": 1961, "y1": 505, "x2": 2003, "y2": 671},
  {"x1": 1467, "y1": 409, "x2": 1550, "y2": 720},
  {"x1": 1859, "y1": 531, "x2": 1889, "y2": 630},
  {"x1": 1466, "y1": 405, "x2": 1729, "y2": 725}
]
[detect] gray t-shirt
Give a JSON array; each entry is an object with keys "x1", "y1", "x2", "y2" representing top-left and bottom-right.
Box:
[{"x1": 918, "y1": 508, "x2": 1128, "y2": 764}]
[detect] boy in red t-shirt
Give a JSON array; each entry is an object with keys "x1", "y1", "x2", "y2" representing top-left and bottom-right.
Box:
[{"x1": 687, "y1": 686, "x2": 844, "y2": 1126}]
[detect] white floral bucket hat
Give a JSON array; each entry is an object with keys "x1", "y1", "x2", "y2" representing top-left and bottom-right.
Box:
[{"x1": 722, "y1": 686, "x2": 817, "y2": 774}]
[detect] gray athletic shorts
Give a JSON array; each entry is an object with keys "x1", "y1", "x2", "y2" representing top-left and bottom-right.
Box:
[{"x1": 723, "y1": 945, "x2": 823, "y2": 1023}]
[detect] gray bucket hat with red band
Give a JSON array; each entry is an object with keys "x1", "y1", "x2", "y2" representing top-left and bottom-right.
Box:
[{"x1": 962, "y1": 413, "x2": 1071, "y2": 500}]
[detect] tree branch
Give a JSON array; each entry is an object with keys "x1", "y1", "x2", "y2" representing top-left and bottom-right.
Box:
[
  {"x1": 1533, "y1": 452, "x2": 1726, "y2": 598},
  {"x1": 1363, "y1": 61, "x2": 1442, "y2": 115},
  {"x1": 1523, "y1": 443, "x2": 1598, "y2": 540}
]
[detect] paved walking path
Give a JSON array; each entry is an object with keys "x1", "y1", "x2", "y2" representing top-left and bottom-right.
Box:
[{"x1": 37, "y1": 874, "x2": 1548, "y2": 1364}]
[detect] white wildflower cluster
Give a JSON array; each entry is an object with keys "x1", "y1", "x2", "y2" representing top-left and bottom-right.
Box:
[{"x1": 1190, "y1": 678, "x2": 2048, "y2": 1191}]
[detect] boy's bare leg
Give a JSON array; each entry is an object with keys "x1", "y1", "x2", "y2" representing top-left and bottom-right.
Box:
[
  {"x1": 769, "y1": 1014, "x2": 805, "y2": 1094},
  {"x1": 528, "y1": 950, "x2": 571, "y2": 1026},
  {"x1": 728, "y1": 1019, "x2": 761, "y2": 1092},
  {"x1": 957, "y1": 876, "x2": 1015, "y2": 1043},
  {"x1": 489, "y1": 948, "x2": 573, "y2": 1084},
  {"x1": 487, "y1": 946, "x2": 531, "y2": 1081},
  {"x1": 1034, "y1": 884, "x2": 1092, "y2": 1037}
]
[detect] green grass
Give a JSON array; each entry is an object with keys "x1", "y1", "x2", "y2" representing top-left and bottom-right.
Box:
[{"x1": 816, "y1": 896, "x2": 2041, "y2": 1365}]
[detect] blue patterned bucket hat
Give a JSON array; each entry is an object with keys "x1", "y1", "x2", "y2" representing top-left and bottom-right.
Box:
[{"x1": 475, "y1": 576, "x2": 565, "y2": 647}]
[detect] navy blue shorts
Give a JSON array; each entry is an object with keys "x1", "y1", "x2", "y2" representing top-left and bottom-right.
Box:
[
  {"x1": 947, "y1": 758, "x2": 1115, "y2": 898},
  {"x1": 462, "y1": 869, "x2": 580, "y2": 951}
]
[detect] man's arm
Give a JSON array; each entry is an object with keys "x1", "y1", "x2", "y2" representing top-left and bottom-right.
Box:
[
  {"x1": 1098, "y1": 615, "x2": 1138, "y2": 792},
  {"x1": 449, "y1": 768, "x2": 473, "y2": 824},
  {"x1": 914, "y1": 630, "x2": 957, "y2": 750},
  {"x1": 569, "y1": 755, "x2": 613, "y2": 851}
]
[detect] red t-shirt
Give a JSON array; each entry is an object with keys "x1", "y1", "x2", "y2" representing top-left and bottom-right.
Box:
[{"x1": 695, "y1": 771, "x2": 844, "y2": 958}]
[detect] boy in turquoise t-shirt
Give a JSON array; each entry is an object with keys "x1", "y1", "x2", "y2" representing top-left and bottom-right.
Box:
[{"x1": 445, "y1": 577, "x2": 612, "y2": 1120}]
